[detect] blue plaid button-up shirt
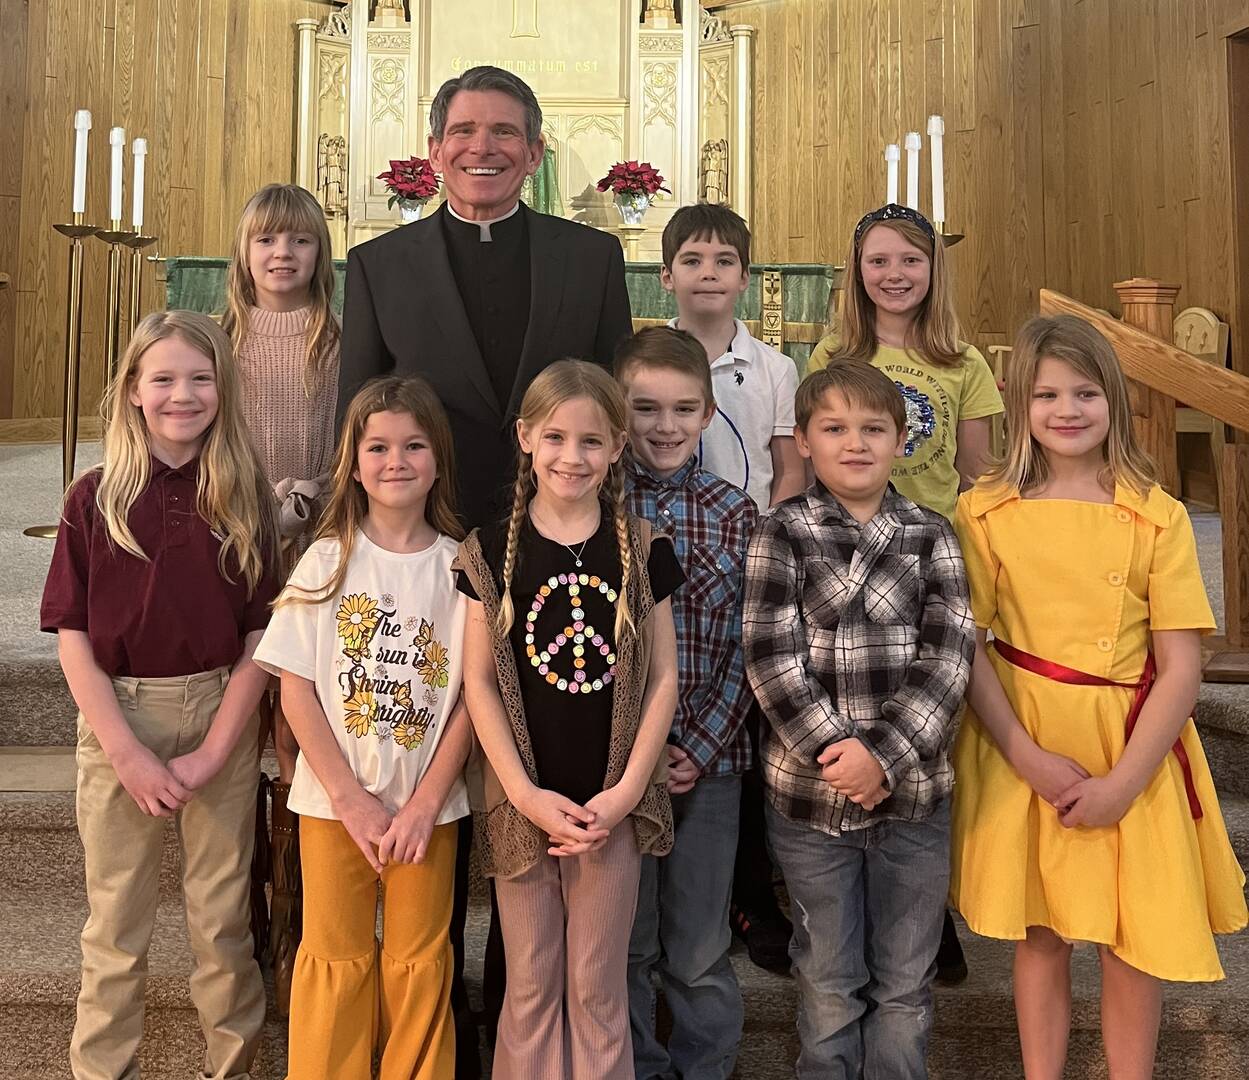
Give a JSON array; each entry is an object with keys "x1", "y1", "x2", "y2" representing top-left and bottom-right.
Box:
[{"x1": 625, "y1": 455, "x2": 757, "y2": 776}]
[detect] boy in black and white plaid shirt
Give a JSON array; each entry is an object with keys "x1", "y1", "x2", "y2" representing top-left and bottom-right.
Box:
[{"x1": 743, "y1": 360, "x2": 974, "y2": 1079}]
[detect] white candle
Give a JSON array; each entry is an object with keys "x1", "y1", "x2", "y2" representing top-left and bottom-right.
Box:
[
  {"x1": 132, "y1": 138, "x2": 147, "y2": 231},
  {"x1": 904, "y1": 131, "x2": 921, "y2": 210},
  {"x1": 72, "y1": 110, "x2": 92, "y2": 215},
  {"x1": 109, "y1": 127, "x2": 125, "y2": 224},
  {"x1": 928, "y1": 115, "x2": 945, "y2": 223},
  {"x1": 884, "y1": 144, "x2": 900, "y2": 205}
]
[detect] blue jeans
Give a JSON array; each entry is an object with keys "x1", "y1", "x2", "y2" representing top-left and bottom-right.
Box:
[
  {"x1": 765, "y1": 799, "x2": 950, "y2": 1080},
  {"x1": 628, "y1": 774, "x2": 743, "y2": 1080}
]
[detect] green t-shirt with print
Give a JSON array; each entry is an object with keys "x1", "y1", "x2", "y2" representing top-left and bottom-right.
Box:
[{"x1": 808, "y1": 336, "x2": 1004, "y2": 519}]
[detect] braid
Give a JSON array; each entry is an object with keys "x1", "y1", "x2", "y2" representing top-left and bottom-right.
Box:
[
  {"x1": 606, "y1": 463, "x2": 635, "y2": 643},
  {"x1": 495, "y1": 469, "x2": 531, "y2": 635}
]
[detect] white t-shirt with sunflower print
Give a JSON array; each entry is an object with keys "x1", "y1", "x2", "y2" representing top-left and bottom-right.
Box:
[{"x1": 255, "y1": 529, "x2": 470, "y2": 823}]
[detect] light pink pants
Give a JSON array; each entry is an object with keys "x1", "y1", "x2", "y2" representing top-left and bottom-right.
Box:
[{"x1": 492, "y1": 824, "x2": 642, "y2": 1080}]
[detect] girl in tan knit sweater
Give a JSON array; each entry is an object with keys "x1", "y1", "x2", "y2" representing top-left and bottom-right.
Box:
[{"x1": 223, "y1": 182, "x2": 341, "y2": 1013}]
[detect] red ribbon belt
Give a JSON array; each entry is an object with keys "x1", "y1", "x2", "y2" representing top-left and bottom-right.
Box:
[{"x1": 991, "y1": 639, "x2": 1202, "y2": 819}]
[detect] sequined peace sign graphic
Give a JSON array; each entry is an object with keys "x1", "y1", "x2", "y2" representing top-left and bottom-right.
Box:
[{"x1": 525, "y1": 571, "x2": 619, "y2": 695}]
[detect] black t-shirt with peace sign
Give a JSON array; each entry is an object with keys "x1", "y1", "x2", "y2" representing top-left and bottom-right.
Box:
[{"x1": 458, "y1": 514, "x2": 683, "y2": 805}]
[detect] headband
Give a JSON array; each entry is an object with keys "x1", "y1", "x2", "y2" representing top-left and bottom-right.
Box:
[{"x1": 853, "y1": 203, "x2": 936, "y2": 246}]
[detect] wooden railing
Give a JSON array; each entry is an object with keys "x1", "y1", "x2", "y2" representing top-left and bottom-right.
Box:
[{"x1": 1038, "y1": 282, "x2": 1249, "y2": 682}]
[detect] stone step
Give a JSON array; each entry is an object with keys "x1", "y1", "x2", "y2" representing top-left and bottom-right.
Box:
[
  {"x1": 6, "y1": 747, "x2": 1247, "y2": 896},
  {"x1": 7, "y1": 673, "x2": 1249, "y2": 797},
  {"x1": 2, "y1": 891, "x2": 1246, "y2": 1080}
]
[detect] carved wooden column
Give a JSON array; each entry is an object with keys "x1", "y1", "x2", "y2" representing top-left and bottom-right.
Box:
[{"x1": 1113, "y1": 277, "x2": 1180, "y2": 495}]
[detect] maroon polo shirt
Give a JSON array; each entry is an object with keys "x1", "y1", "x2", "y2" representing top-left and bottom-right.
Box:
[{"x1": 40, "y1": 457, "x2": 279, "y2": 678}]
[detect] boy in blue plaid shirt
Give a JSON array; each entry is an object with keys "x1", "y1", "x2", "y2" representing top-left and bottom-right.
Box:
[
  {"x1": 617, "y1": 327, "x2": 757, "y2": 1080},
  {"x1": 744, "y1": 361, "x2": 974, "y2": 1079}
]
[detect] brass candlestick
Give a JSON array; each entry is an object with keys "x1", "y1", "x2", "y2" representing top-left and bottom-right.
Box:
[
  {"x1": 96, "y1": 219, "x2": 138, "y2": 382},
  {"x1": 122, "y1": 234, "x2": 158, "y2": 336},
  {"x1": 25, "y1": 213, "x2": 101, "y2": 540},
  {"x1": 933, "y1": 220, "x2": 964, "y2": 247}
]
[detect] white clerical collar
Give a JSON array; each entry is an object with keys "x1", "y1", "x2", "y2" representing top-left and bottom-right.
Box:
[{"x1": 446, "y1": 200, "x2": 521, "y2": 241}]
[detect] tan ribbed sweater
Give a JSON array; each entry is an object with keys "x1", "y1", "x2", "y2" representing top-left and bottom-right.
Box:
[{"x1": 237, "y1": 306, "x2": 339, "y2": 491}]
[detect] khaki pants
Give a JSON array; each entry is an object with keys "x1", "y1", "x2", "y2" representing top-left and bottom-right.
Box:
[
  {"x1": 287, "y1": 816, "x2": 458, "y2": 1080},
  {"x1": 493, "y1": 824, "x2": 642, "y2": 1080},
  {"x1": 71, "y1": 669, "x2": 264, "y2": 1080}
]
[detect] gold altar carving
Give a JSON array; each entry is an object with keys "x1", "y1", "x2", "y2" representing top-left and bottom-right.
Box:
[
  {"x1": 760, "y1": 270, "x2": 783, "y2": 348},
  {"x1": 291, "y1": 1, "x2": 757, "y2": 253}
]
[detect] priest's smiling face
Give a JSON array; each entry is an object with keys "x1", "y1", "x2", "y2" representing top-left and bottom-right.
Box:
[{"x1": 429, "y1": 89, "x2": 545, "y2": 221}]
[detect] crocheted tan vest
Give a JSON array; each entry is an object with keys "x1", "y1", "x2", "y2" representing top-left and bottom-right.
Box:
[{"x1": 455, "y1": 516, "x2": 674, "y2": 879}]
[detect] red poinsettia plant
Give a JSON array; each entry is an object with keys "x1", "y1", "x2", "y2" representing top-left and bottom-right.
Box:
[
  {"x1": 376, "y1": 156, "x2": 440, "y2": 208},
  {"x1": 596, "y1": 160, "x2": 670, "y2": 199}
]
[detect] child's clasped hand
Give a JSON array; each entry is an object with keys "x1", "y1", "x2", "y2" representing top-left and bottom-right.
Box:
[{"x1": 818, "y1": 738, "x2": 889, "y2": 811}]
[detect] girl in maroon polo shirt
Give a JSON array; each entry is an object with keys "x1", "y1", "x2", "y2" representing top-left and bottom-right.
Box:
[{"x1": 40, "y1": 310, "x2": 280, "y2": 1080}]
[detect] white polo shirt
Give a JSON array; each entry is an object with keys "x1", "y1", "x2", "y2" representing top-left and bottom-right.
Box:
[{"x1": 670, "y1": 317, "x2": 799, "y2": 509}]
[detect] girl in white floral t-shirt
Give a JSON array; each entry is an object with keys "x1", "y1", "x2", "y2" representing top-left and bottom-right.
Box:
[{"x1": 255, "y1": 377, "x2": 469, "y2": 1080}]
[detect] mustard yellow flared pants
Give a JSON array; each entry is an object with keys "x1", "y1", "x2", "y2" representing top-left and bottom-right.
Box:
[{"x1": 286, "y1": 815, "x2": 458, "y2": 1080}]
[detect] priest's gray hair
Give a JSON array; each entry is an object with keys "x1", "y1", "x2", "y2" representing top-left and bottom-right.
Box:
[{"x1": 429, "y1": 66, "x2": 543, "y2": 145}]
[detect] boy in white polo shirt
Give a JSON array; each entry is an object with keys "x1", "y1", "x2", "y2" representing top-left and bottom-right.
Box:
[
  {"x1": 661, "y1": 204, "x2": 805, "y2": 511},
  {"x1": 660, "y1": 203, "x2": 805, "y2": 975}
]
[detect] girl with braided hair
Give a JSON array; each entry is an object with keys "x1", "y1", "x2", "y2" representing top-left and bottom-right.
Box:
[{"x1": 455, "y1": 360, "x2": 683, "y2": 1079}]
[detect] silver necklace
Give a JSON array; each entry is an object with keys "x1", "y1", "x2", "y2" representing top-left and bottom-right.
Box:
[
  {"x1": 560, "y1": 537, "x2": 591, "y2": 568},
  {"x1": 531, "y1": 508, "x2": 595, "y2": 567}
]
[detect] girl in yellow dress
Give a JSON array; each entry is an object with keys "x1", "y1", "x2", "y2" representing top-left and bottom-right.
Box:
[{"x1": 949, "y1": 314, "x2": 1247, "y2": 1079}]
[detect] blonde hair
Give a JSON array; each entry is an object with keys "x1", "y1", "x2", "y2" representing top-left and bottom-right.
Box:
[
  {"x1": 835, "y1": 216, "x2": 964, "y2": 368},
  {"x1": 497, "y1": 360, "x2": 635, "y2": 642},
  {"x1": 278, "y1": 377, "x2": 464, "y2": 607},
  {"x1": 221, "y1": 184, "x2": 339, "y2": 394},
  {"x1": 93, "y1": 310, "x2": 278, "y2": 595},
  {"x1": 984, "y1": 314, "x2": 1156, "y2": 495}
]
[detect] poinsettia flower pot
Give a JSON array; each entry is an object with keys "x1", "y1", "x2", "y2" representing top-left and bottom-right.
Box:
[
  {"x1": 614, "y1": 193, "x2": 652, "y2": 226},
  {"x1": 398, "y1": 199, "x2": 426, "y2": 223}
]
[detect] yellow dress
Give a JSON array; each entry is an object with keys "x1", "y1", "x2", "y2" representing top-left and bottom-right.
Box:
[{"x1": 949, "y1": 482, "x2": 1247, "y2": 981}]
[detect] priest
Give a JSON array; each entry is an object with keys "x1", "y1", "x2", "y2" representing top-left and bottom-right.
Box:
[{"x1": 339, "y1": 65, "x2": 634, "y2": 529}]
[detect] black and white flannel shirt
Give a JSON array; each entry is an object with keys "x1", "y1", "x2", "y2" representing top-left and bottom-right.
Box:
[{"x1": 743, "y1": 483, "x2": 974, "y2": 836}]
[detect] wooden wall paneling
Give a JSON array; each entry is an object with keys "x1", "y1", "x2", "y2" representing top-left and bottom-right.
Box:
[
  {"x1": 1038, "y1": 0, "x2": 1067, "y2": 312},
  {"x1": 966, "y1": 0, "x2": 1005, "y2": 339},
  {"x1": 860, "y1": 0, "x2": 882, "y2": 222},
  {"x1": 17, "y1": 0, "x2": 54, "y2": 421},
  {"x1": 1010, "y1": 23, "x2": 1042, "y2": 335},
  {"x1": 1163, "y1": 0, "x2": 1201, "y2": 207},
  {"x1": 836, "y1": 0, "x2": 863, "y2": 229},
  {"x1": 899, "y1": 1, "x2": 925, "y2": 144},
  {"x1": 763, "y1": 0, "x2": 784, "y2": 259},
  {"x1": 1226, "y1": 17, "x2": 1249, "y2": 386},
  {"x1": 924, "y1": 0, "x2": 943, "y2": 45},
  {"x1": 0, "y1": 0, "x2": 29, "y2": 199},
  {"x1": 811, "y1": 0, "x2": 831, "y2": 150},
  {"x1": 80, "y1": 2, "x2": 116, "y2": 413},
  {"x1": 786, "y1": 0, "x2": 810, "y2": 254},
  {"x1": 205, "y1": 0, "x2": 228, "y2": 81},
  {"x1": 0, "y1": 192, "x2": 16, "y2": 416},
  {"x1": 812, "y1": 1, "x2": 838, "y2": 263},
  {"x1": 945, "y1": 0, "x2": 974, "y2": 133},
  {"x1": 172, "y1": 0, "x2": 206, "y2": 200},
  {"x1": 0, "y1": 0, "x2": 30, "y2": 420},
  {"x1": 10, "y1": 0, "x2": 1249, "y2": 422}
]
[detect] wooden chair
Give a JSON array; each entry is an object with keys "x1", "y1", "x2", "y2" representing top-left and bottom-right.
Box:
[
  {"x1": 1173, "y1": 306, "x2": 1230, "y2": 502},
  {"x1": 986, "y1": 344, "x2": 1012, "y2": 457}
]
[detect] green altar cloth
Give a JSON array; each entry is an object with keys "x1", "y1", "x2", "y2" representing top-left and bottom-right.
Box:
[{"x1": 164, "y1": 255, "x2": 834, "y2": 371}]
